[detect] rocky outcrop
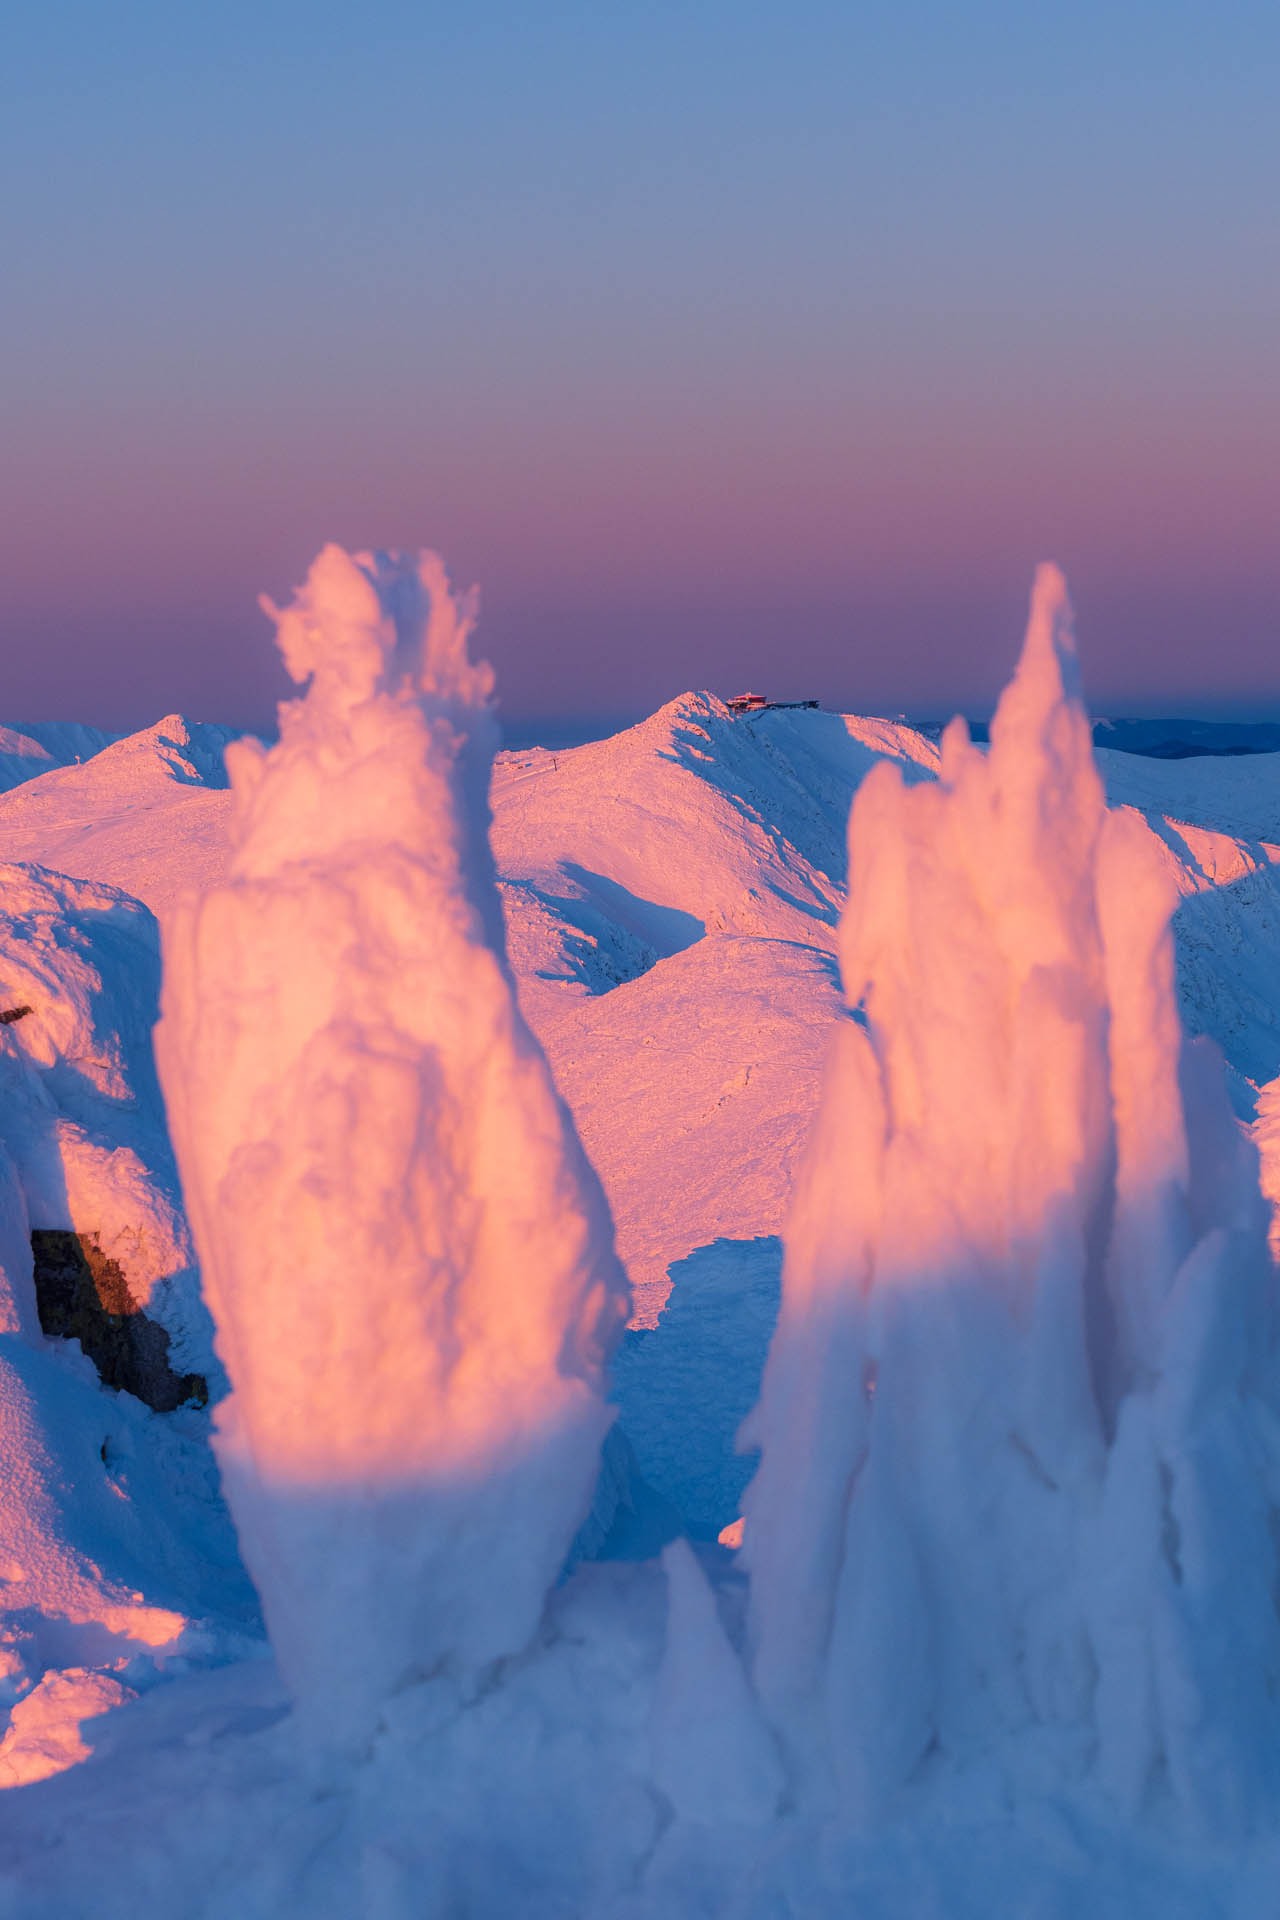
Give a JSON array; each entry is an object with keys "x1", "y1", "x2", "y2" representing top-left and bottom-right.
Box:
[{"x1": 30, "y1": 1230, "x2": 206, "y2": 1412}]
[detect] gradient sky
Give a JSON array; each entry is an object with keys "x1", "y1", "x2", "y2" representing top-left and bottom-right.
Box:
[{"x1": 3, "y1": 0, "x2": 1277, "y2": 737}]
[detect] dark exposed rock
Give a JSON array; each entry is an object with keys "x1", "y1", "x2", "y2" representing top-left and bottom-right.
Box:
[
  {"x1": 30, "y1": 1230, "x2": 207, "y2": 1413},
  {"x1": 0, "y1": 1005, "x2": 32, "y2": 1024}
]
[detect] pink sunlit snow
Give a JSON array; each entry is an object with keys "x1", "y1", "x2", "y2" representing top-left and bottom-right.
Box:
[
  {"x1": 155, "y1": 546, "x2": 629, "y2": 1746},
  {"x1": 2, "y1": 553, "x2": 1280, "y2": 1914}
]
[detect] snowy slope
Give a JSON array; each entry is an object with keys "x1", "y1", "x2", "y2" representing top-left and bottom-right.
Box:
[
  {"x1": 7, "y1": 695, "x2": 1280, "y2": 1330},
  {"x1": 0, "y1": 1329, "x2": 256, "y2": 1788},
  {"x1": 0, "y1": 718, "x2": 238, "y2": 916},
  {"x1": 7, "y1": 692, "x2": 1280, "y2": 1465},
  {"x1": 9, "y1": 1592, "x2": 1280, "y2": 1919},
  {"x1": 8, "y1": 557, "x2": 1280, "y2": 1913},
  {"x1": 0, "y1": 863, "x2": 215, "y2": 1377},
  {"x1": 8, "y1": 633, "x2": 1280, "y2": 1905},
  {"x1": 1099, "y1": 743, "x2": 1280, "y2": 844},
  {"x1": 539, "y1": 935, "x2": 836, "y2": 1320},
  {"x1": 492, "y1": 693, "x2": 935, "y2": 992},
  {"x1": 0, "y1": 862, "x2": 255, "y2": 1788},
  {"x1": 491, "y1": 695, "x2": 939, "y2": 1319},
  {"x1": 0, "y1": 696, "x2": 908, "y2": 1329},
  {"x1": 0, "y1": 723, "x2": 115, "y2": 797}
]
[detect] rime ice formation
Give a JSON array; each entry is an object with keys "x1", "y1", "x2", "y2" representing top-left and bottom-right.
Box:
[
  {"x1": 14, "y1": 568, "x2": 1280, "y2": 1905},
  {"x1": 650, "y1": 1539, "x2": 783, "y2": 1824},
  {"x1": 155, "y1": 546, "x2": 630, "y2": 1745},
  {"x1": 743, "y1": 564, "x2": 1280, "y2": 1832}
]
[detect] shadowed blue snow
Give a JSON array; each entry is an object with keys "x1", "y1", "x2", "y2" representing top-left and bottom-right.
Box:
[{"x1": 612, "y1": 1237, "x2": 782, "y2": 1537}]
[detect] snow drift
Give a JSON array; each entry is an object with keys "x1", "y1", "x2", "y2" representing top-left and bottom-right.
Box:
[
  {"x1": 0, "y1": 862, "x2": 259, "y2": 1791},
  {"x1": 155, "y1": 546, "x2": 630, "y2": 1746},
  {"x1": 0, "y1": 863, "x2": 210, "y2": 1391},
  {"x1": 743, "y1": 564, "x2": 1280, "y2": 1833},
  {"x1": 0, "y1": 1137, "x2": 250, "y2": 1788},
  {"x1": 8, "y1": 557, "x2": 1280, "y2": 1909}
]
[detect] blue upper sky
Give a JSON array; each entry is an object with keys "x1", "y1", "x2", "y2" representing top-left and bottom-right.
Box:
[{"x1": 3, "y1": 0, "x2": 1276, "y2": 732}]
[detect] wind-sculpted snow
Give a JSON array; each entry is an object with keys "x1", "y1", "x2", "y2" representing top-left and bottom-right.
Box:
[
  {"x1": 743, "y1": 564, "x2": 1280, "y2": 1834},
  {"x1": 0, "y1": 1140, "x2": 251, "y2": 1789},
  {"x1": 11, "y1": 564, "x2": 1280, "y2": 1910},
  {"x1": 498, "y1": 868, "x2": 703, "y2": 998},
  {"x1": 13, "y1": 680, "x2": 1280, "y2": 1340},
  {"x1": 0, "y1": 867, "x2": 252, "y2": 1784},
  {"x1": 0, "y1": 863, "x2": 211, "y2": 1378},
  {"x1": 0, "y1": 1306, "x2": 251, "y2": 1776},
  {"x1": 155, "y1": 545, "x2": 630, "y2": 1747}
]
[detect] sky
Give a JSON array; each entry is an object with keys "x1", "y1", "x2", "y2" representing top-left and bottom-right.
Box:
[{"x1": 2, "y1": 0, "x2": 1277, "y2": 738}]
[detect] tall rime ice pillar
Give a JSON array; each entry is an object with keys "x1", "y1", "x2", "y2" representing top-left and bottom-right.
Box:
[
  {"x1": 156, "y1": 546, "x2": 628, "y2": 1742},
  {"x1": 743, "y1": 564, "x2": 1280, "y2": 1831}
]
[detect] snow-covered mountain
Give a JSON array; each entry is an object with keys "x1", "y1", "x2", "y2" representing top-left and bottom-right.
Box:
[
  {"x1": 7, "y1": 690, "x2": 1279, "y2": 1324},
  {"x1": 7, "y1": 589, "x2": 1280, "y2": 1909},
  {"x1": 4, "y1": 689, "x2": 1280, "y2": 1341},
  {"x1": 0, "y1": 717, "x2": 242, "y2": 915},
  {"x1": 0, "y1": 723, "x2": 117, "y2": 797}
]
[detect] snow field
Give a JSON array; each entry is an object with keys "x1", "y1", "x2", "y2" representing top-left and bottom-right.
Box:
[{"x1": 3, "y1": 555, "x2": 1280, "y2": 1910}]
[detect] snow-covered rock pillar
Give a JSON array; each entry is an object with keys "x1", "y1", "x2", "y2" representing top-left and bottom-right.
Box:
[
  {"x1": 156, "y1": 546, "x2": 629, "y2": 1746},
  {"x1": 743, "y1": 565, "x2": 1280, "y2": 1831}
]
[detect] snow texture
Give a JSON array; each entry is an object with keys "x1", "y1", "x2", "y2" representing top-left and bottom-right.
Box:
[
  {"x1": 650, "y1": 1539, "x2": 783, "y2": 1824},
  {"x1": 0, "y1": 717, "x2": 242, "y2": 917},
  {"x1": 612, "y1": 1236, "x2": 781, "y2": 1538},
  {"x1": 0, "y1": 862, "x2": 211, "y2": 1373},
  {"x1": 0, "y1": 1668, "x2": 135, "y2": 1786},
  {"x1": 154, "y1": 546, "x2": 630, "y2": 1747},
  {"x1": 0, "y1": 1156, "x2": 255, "y2": 1775},
  {"x1": 7, "y1": 560, "x2": 1280, "y2": 1908},
  {"x1": 0, "y1": 723, "x2": 114, "y2": 796},
  {"x1": 0, "y1": 862, "x2": 252, "y2": 1760},
  {"x1": 743, "y1": 563, "x2": 1280, "y2": 1833}
]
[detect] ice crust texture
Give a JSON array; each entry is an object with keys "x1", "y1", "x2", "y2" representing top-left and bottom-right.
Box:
[
  {"x1": 744, "y1": 564, "x2": 1280, "y2": 1833},
  {"x1": 155, "y1": 546, "x2": 630, "y2": 1745}
]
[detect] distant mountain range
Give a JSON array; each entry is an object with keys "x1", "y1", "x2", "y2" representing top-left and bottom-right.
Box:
[{"x1": 935, "y1": 716, "x2": 1280, "y2": 759}]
